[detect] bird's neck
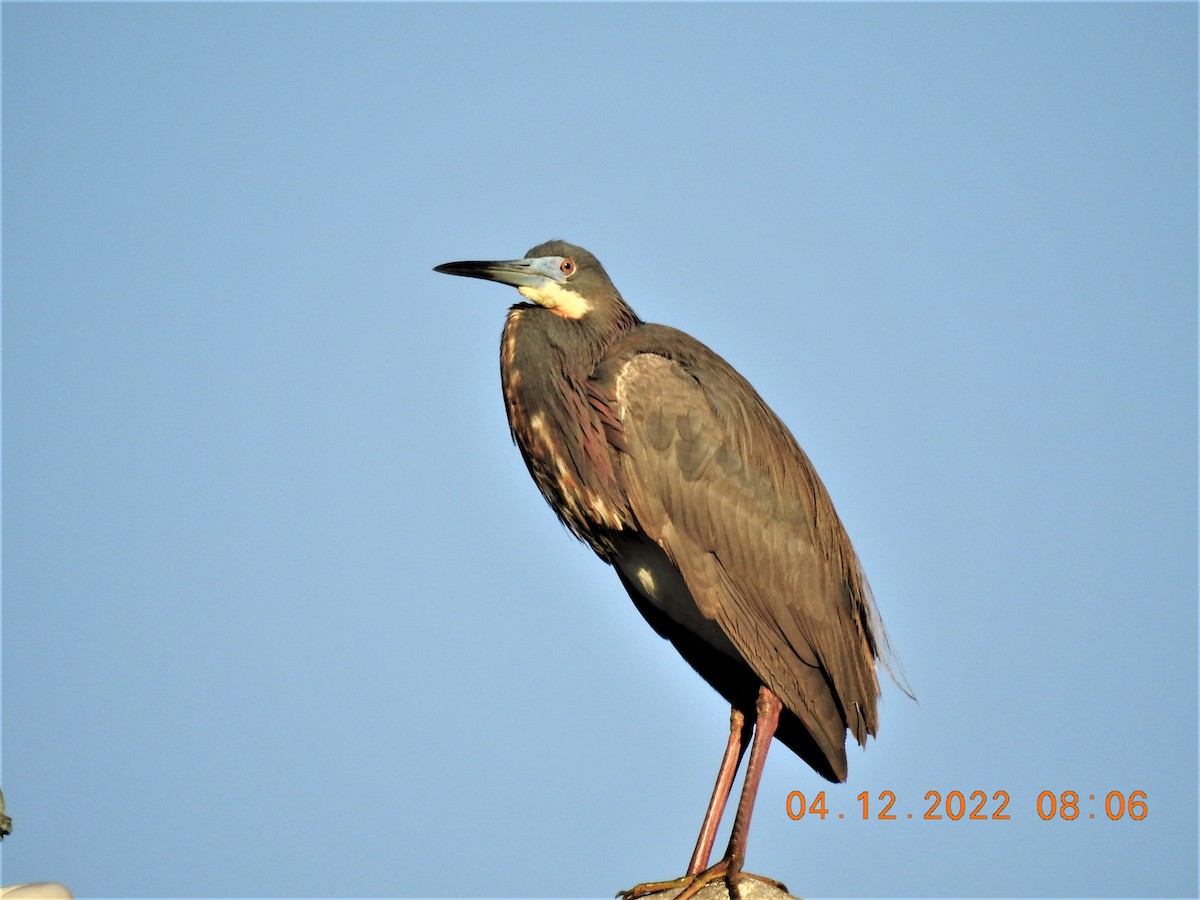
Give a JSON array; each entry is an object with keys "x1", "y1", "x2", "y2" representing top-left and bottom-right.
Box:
[
  {"x1": 499, "y1": 305, "x2": 610, "y2": 435},
  {"x1": 503, "y1": 301, "x2": 637, "y2": 381},
  {"x1": 498, "y1": 304, "x2": 636, "y2": 555}
]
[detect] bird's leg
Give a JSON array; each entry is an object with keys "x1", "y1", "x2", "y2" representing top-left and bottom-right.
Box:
[
  {"x1": 717, "y1": 686, "x2": 785, "y2": 899},
  {"x1": 686, "y1": 706, "x2": 749, "y2": 875},
  {"x1": 617, "y1": 688, "x2": 789, "y2": 900}
]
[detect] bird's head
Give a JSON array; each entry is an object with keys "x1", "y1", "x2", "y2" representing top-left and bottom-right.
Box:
[{"x1": 434, "y1": 240, "x2": 626, "y2": 321}]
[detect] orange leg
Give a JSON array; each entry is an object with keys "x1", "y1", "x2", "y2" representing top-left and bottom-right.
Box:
[
  {"x1": 619, "y1": 687, "x2": 789, "y2": 900},
  {"x1": 687, "y1": 707, "x2": 749, "y2": 875},
  {"x1": 719, "y1": 687, "x2": 783, "y2": 895}
]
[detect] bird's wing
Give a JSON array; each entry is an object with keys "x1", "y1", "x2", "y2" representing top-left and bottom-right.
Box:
[{"x1": 596, "y1": 327, "x2": 899, "y2": 767}]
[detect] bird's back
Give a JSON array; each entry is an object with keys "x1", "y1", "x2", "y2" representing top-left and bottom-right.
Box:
[{"x1": 588, "y1": 324, "x2": 899, "y2": 782}]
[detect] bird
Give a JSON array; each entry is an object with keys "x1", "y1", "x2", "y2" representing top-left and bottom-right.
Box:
[{"x1": 433, "y1": 241, "x2": 909, "y2": 900}]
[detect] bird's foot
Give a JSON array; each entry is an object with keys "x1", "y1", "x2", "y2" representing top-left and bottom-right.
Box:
[{"x1": 617, "y1": 857, "x2": 787, "y2": 900}]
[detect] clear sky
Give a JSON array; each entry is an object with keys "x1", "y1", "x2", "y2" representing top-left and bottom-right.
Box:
[{"x1": 2, "y1": 3, "x2": 1196, "y2": 898}]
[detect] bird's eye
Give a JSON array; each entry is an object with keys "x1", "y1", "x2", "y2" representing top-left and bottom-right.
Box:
[{"x1": 560, "y1": 258, "x2": 575, "y2": 276}]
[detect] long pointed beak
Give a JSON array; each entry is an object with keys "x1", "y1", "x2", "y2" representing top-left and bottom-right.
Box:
[{"x1": 433, "y1": 256, "x2": 566, "y2": 290}]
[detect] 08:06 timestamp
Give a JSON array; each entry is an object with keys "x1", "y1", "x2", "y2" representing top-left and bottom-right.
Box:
[{"x1": 786, "y1": 789, "x2": 1148, "y2": 822}]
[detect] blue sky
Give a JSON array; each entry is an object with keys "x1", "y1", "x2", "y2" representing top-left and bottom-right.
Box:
[{"x1": 2, "y1": 3, "x2": 1196, "y2": 898}]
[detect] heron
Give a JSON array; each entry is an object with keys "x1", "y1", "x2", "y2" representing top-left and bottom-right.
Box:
[{"x1": 434, "y1": 241, "x2": 908, "y2": 900}]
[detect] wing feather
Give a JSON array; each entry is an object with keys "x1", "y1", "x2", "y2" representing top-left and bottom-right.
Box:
[{"x1": 598, "y1": 327, "x2": 902, "y2": 774}]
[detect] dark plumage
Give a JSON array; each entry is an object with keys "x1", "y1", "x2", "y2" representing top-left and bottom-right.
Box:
[{"x1": 434, "y1": 240, "x2": 907, "y2": 900}]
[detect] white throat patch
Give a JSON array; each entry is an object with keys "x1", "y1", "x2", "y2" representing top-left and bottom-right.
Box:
[{"x1": 517, "y1": 282, "x2": 592, "y2": 319}]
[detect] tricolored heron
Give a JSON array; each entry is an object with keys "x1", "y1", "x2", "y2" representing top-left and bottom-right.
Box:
[{"x1": 434, "y1": 241, "x2": 908, "y2": 900}]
